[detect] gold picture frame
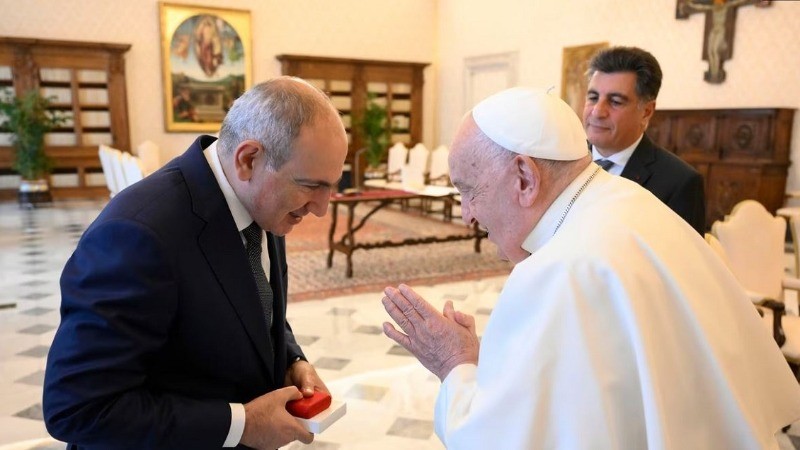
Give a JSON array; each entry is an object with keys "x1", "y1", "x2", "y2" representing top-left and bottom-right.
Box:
[
  {"x1": 159, "y1": 2, "x2": 252, "y2": 132},
  {"x1": 561, "y1": 42, "x2": 608, "y2": 117}
]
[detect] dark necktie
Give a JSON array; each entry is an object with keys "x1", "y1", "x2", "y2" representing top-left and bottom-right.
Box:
[
  {"x1": 596, "y1": 159, "x2": 614, "y2": 171},
  {"x1": 243, "y1": 222, "x2": 273, "y2": 331}
]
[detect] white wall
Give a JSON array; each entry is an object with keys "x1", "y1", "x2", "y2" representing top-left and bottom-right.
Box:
[
  {"x1": 0, "y1": 0, "x2": 437, "y2": 162},
  {"x1": 4, "y1": 0, "x2": 798, "y2": 191},
  {"x1": 438, "y1": 0, "x2": 800, "y2": 191}
]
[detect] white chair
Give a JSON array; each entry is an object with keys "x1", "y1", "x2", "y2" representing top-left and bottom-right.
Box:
[
  {"x1": 121, "y1": 152, "x2": 145, "y2": 187},
  {"x1": 422, "y1": 145, "x2": 457, "y2": 220},
  {"x1": 363, "y1": 142, "x2": 408, "y2": 189},
  {"x1": 98, "y1": 145, "x2": 120, "y2": 198},
  {"x1": 704, "y1": 232, "x2": 729, "y2": 265},
  {"x1": 427, "y1": 145, "x2": 450, "y2": 186},
  {"x1": 107, "y1": 146, "x2": 129, "y2": 193},
  {"x1": 386, "y1": 142, "x2": 409, "y2": 183},
  {"x1": 713, "y1": 200, "x2": 791, "y2": 302},
  {"x1": 776, "y1": 205, "x2": 800, "y2": 277},
  {"x1": 711, "y1": 200, "x2": 800, "y2": 377},
  {"x1": 400, "y1": 164, "x2": 425, "y2": 192},
  {"x1": 136, "y1": 140, "x2": 161, "y2": 176},
  {"x1": 407, "y1": 143, "x2": 430, "y2": 180},
  {"x1": 402, "y1": 143, "x2": 431, "y2": 210}
]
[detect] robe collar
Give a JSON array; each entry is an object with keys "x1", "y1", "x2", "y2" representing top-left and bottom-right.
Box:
[{"x1": 521, "y1": 162, "x2": 601, "y2": 254}]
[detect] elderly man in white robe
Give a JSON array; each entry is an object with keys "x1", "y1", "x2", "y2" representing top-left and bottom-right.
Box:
[{"x1": 381, "y1": 87, "x2": 800, "y2": 449}]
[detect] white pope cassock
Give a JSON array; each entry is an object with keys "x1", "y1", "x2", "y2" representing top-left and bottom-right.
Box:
[{"x1": 435, "y1": 163, "x2": 800, "y2": 449}]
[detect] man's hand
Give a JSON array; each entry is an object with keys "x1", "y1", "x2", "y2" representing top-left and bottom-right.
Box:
[
  {"x1": 239, "y1": 386, "x2": 313, "y2": 449},
  {"x1": 381, "y1": 284, "x2": 479, "y2": 381},
  {"x1": 285, "y1": 359, "x2": 330, "y2": 398}
]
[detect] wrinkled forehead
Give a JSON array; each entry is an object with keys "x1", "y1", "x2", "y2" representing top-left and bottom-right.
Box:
[{"x1": 449, "y1": 116, "x2": 488, "y2": 184}]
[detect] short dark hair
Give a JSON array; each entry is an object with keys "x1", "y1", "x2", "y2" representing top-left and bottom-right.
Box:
[{"x1": 587, "y1": 46, "x2": 662, "y2": 102}]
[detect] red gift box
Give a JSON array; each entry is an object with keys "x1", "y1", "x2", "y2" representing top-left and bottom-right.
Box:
[{"x1": 286, "y1": 391, "x2": 332, "y2": 419}]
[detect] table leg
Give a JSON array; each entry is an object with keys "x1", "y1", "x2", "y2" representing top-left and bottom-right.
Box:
[
  {"x1": 327, "y1": 203, "x2": 338, "y2": 268},
  {"x1": 473, "y1": 223, "x2": 484, "y2": 253},
  {"x1": 345, "y1": 203, "x2": 356, "y2": 277}
]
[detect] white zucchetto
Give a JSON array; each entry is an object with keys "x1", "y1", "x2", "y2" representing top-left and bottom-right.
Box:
[{"x1": 472, "y1": 87, "x2": 588, "y2": 161}]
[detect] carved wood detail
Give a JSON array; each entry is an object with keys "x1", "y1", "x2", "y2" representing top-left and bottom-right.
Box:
[{"x1": 648, "y1": 107, "x2": 794, "y2": 228}]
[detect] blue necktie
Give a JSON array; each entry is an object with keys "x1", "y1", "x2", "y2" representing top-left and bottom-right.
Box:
[{"x1": 596, "y1": 159, "x2": 614, "y2": 171}]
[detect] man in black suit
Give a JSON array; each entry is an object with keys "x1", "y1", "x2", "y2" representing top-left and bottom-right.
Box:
[
  {"x1": 43, "y1": 77, "x2": 348, "y2": 449},
  {"x1": 583, "y1": 46, "x2": 706, "y2": 234}
]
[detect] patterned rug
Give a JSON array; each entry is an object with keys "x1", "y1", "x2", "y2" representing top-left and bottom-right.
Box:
[{"x1": 286, "y1": 204, "x2": 513, "y2": 301}]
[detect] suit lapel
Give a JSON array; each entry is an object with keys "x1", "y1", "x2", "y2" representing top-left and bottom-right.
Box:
[
  {"x1": 620, "y1": 134, "x2": 656, "y2": 186},
  {"x1": 178, "y1": 136, "x2": 276, "y2": 382}
]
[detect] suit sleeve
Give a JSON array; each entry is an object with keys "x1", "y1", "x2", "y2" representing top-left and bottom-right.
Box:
[
  {"x1": 43, "y1": 219, "x2": 231, "y2": 449},
  {"x1": 667, "y1": 171, "x2": 706, "y2": 235}
]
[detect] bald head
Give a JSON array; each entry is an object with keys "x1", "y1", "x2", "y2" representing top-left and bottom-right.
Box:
[{"x1": 217, "y1": 76, "x2": 342, "y2": 170}]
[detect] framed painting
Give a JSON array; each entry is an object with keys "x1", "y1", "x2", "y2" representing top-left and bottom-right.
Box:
[
  {"x1": 159, "y1": 2, "x2": 252, "y2": 132},
  {"x1": 561, "y1": 42, "x2": 607, "y2": 117}
]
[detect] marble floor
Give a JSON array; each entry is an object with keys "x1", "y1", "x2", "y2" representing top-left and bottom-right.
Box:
[{"x1": 0, "y1": 200, "x2": 799, "y2": 450}]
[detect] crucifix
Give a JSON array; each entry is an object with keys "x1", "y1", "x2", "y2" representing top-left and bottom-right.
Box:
[{"x1": 676, "y1": 0, "x2": 771, "y2": 84}]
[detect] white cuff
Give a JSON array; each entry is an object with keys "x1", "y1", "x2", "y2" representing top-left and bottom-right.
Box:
[
  {"x1": 223, "y1": 403, "x2": 246, "y2": 447},
  {"x1": 435, "y1": 363, "x2": 478, "y2": 443}
]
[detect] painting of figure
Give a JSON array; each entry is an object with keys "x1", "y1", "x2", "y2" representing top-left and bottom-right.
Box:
[
  {"x1": 160, "y1": 3, "x2": 251, "y2": 131},
  {"x1": 561, "y1": 42, "x2": 608, "y2": 117}
]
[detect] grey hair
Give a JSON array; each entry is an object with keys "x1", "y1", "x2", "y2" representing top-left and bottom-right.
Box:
[{"x1": 216, "y1": 76, "x2": 338, "y2": 170}]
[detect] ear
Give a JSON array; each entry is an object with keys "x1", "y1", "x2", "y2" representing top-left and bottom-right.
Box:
[
  {"x1": 233, "y1": 140, "x2": 262, "y2": 182},
  {"x1": 641, "y1": 99, "x2": 656, "y2": 129},
  {"x1": 514, "y1": 155, "x2": 539, "y2": 208}
]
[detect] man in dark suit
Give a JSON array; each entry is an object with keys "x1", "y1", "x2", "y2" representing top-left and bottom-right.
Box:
[
  {"x1": 583, "y1": 46, "x2": 706, "y2": 234},
  {"x1": 43, "y1": 77, "x2": 348, "y2": 449}
]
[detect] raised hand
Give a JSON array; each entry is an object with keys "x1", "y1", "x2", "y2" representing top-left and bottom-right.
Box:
[{"x1": 381, "y1": 284, "x2": 479, "y2": 381}]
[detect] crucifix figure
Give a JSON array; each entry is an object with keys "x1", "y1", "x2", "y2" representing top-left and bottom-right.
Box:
[{"x1": 676, "y1": 0, "x2": 771, "y2": 84}]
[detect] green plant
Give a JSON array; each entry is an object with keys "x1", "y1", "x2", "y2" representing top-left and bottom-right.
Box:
[
  {"x1": 0, "y1": 90, "x2": 68, "y2": 180},
  {"x1": 357, "y1": 93, "x2": 390, "y2": 168}
]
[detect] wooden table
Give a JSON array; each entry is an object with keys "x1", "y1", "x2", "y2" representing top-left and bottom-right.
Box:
[{"x1": 327, "y1": 189, "x2": 486, "y2": 278}]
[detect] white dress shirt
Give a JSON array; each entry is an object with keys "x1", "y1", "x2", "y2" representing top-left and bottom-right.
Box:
[
  {"x1": 203, "y1": 140, "x2": 270, "y2": 447},
  {"x1": 590, "y1": 134, "x2": 643, "y2": 176}
]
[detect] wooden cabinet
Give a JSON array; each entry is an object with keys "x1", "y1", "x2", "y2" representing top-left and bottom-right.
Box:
[
  {"x1": 0, "y1": 37, "x2": 131, "y2": 199},
  {"x1": 277, "y1": 54, "x2": 428, "y2": 185},
  {"x1": 647, "y1": 108, "x2": 794, "y2": 227}
]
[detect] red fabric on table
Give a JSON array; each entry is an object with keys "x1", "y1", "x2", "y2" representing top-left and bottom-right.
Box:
[{"x1": 286, "y1": 391, "x2": 332, "y2": 419}]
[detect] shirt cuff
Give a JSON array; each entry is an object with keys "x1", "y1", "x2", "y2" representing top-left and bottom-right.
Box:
[{"x1": 223, "y1": 403, "x2": 246, "y2": 447}]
